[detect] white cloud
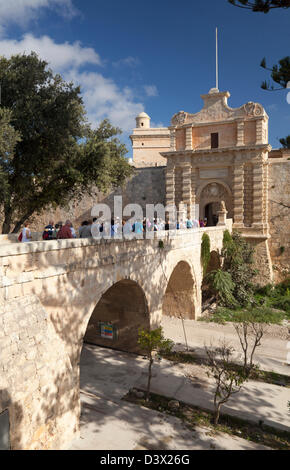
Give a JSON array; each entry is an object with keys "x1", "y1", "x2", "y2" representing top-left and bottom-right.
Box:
[
  {"x1": 0, "y1": 0, "x2": 78, "y2": 34},
  {"x1": 66, "y1": 70, "x2": 144, "y2": 132},
  {"x1": 0, "y1": 34, "x2": 144, "y2": 132},
  {"x1": 112, "y1": 56, "x2": 140, "y2": 68},
  {"x1": 144, "y1": 85, "x2": 158, "y2": 97},
  {"x1": 0, "y1": 34, "x2": 101, "y2": 70}
]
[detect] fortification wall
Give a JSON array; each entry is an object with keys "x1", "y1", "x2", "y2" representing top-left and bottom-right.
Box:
[
  {"x1": 26, "y1": 166, "x2": 166, "y2": 233},
  {"x1": 268, "y1": 159, "x2": 290, "y2": 282}
]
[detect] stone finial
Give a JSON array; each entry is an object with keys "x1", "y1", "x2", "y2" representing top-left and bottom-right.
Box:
[
  {"x1": 217, "y1": 201, "x2": 228, "y2": 226},
  {"x1": 220, "y1": 200, "x2": 227, "y2": 212}
]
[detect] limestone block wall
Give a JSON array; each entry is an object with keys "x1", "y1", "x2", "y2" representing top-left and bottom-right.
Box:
[
  {"x1": 268, "y1": 159, "x2": 290, "y2": 282},
  {"x1": 0, "y1": 295, "x2": 78, "y2": 450},
  {"x1": 24, "y1": 167, "x2": 166, "y2": 233}
]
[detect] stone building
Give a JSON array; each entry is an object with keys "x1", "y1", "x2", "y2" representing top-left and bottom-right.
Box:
[{"x1": 130, "y1": 87, "x2": 290, "y2": 283}]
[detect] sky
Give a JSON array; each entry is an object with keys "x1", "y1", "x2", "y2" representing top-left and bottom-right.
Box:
[{"x1": 0, "y1": 0, "x2": 289, "y2": 155}]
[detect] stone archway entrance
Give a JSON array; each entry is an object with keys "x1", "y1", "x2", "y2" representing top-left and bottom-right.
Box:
[
  {"x1": 198, "y1": 182, "x2": 232, "y2": 222},
  {"x1": 83, "y1": 279, "x2": 149, "y2": 354},
  {"x1": 162, "y1": 261, "x2": 196, "y2": 320}
]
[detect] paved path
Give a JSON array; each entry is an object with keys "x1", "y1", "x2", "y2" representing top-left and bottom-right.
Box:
[
  {"x1": 162, "y1": 317, "x2": 290, "y2": 376},
  {"x1": 69, "y1": 344, "x2": 288, "y2": 450}
]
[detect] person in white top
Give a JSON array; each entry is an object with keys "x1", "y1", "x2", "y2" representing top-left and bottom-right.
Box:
[{"x1": 21, "y1": 223, "x2": 32, "y2": 242}]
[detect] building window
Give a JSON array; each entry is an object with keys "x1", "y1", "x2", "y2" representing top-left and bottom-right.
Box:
[{"x1": 211, "y1": 133, "x2": 219, "y2": 149}]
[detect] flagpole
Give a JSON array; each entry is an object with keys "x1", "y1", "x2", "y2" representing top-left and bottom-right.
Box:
[{"x1": 216, "y1": 27, "x2": 219, "y2": 90}]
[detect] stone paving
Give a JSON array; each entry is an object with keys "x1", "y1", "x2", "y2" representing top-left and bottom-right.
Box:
[{"x1": 69, "y1": 342, "x2": 289, "y2": 450}]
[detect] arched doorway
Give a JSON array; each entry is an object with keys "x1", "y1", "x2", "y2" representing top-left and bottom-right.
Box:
[
  {"x1": 83, "y1": 280, "x2": 149, "y2": 354},
  {"x1": 204, "y1": 203, "x2": 220, "y2": 226},
  {"x1": 162, "y1": 261, "x2": 196, "y2": 320},
  {"x1": 197, "y1": 182, "x2": 232, "y2": 223}
]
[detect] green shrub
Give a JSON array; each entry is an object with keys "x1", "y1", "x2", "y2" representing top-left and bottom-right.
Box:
[
  {"x1": 206, "y1": 269, "x2": 237, "y2": 307},
  {"x1": 201, "y1": 233, "x2": 211, "y2": 276}
]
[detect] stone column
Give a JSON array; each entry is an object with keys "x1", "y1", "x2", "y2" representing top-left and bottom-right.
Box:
[
  {"x1": 191, "y1": 167, "x2": 197, "y2": 219},
  {"x1": 182, "y1": 163, "x2": 192, "y2": 219},
  {"x1": 185, "y1": 126, "x2": 193, "y2": 151},
  {"x1": 233, "y1": 163, "x2": 244, "y2": 228},
  {"x1": 256, "y1": 119, "x2": 264, "y2": 145},
  {"x1": 170, "y1": 127, "x2": 176, "y2": 151},
  {"x1": 237, "y1": 120, "x2": 245, "y2": 146},
  {"x1": 263, "y1": 162, "x2": 269, "y2": 232},
  {"x1": 252, "y1": 161, "x2": 264, "y2": 228},
  {"x1": 165, "y1": 164, "x2": 175, "y2": 208}
]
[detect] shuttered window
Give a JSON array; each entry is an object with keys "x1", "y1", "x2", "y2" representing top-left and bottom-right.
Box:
[{"x1": 211, "y1": 133, "x2": 219, "y2": 149}]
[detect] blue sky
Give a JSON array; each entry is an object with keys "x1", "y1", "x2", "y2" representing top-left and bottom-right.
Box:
[{"x1": 0, "y1": 0, "x2": 289, "y2": 154}]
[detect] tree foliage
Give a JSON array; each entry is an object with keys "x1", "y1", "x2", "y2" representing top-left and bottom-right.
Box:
[
  {"x1": 222, "y1": 231, "x2": 256, "y2": 306},
  {"x1": 0, "y1": 52, "x2": 133, "y2": 233},
  {"x1": 279, "y1": 135, "x2": 290, "y2": 149},
  {"x1": 260, "y1": 56, "x2": 290, "y2": 91},
  {"x1": 207, "y1": 231, "x2": 256, "y2": 308},
  {"x1": 138, "y1": 327, "x2": 173, "y2": 401},
  {"x1": 205, "y1": 341, "x2": 248, "y2": 425},
  {"x1": 228, "y1": 0, "x2": 290, "y2": 12},
  {"x1": 206, "y1": 269, "x2": 237, "y2": 307},
  {"x1": 201, "y1": 233, "x2": 211, "y2": 276}
]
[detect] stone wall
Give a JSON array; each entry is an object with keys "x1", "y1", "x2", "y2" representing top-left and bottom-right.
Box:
[
  {"x1": 26, "y1": 166, "x2": 166, "y2": 233},
  {"x1": 268, "y1": 159, "x2": 290, "y2": 282},
  {"x1": 0, "y1": 295, "x2": 78, "y2": 450}
]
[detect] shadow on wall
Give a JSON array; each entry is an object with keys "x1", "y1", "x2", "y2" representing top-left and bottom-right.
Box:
[{"x1": 162, "y1": 261, "x2": 196, "y2": 320}]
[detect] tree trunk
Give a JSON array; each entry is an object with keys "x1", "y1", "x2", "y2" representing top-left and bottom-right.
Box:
[
  {"x1": 2, "y1": 205, "x2": 13, "y2": 234},
  {"x1": 146, "y1": 357, "x2": 153, "y2": 402},
  {"x1": 214, "y1": 403, "x2": 222, "y2": 426},
  {"x1": 12, "y1": 210, "x2": 35, "y2": 234}
]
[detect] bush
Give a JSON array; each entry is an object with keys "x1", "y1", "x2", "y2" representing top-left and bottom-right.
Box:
[{"x1": 201, "y1": 233, "x2": 211, "y2": 276}]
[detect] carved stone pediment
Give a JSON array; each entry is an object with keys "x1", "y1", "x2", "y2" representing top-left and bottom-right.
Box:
[
  {"x1": 171, "y1": 111, "x2": 187, "y2": 126},
  {"x1": 170, "y1": 89, "x2": 266, "y2": 126}
]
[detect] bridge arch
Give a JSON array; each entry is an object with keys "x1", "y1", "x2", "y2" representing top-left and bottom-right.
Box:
[
  {"x1": 81, "y1": 279, "x2": 150, "y2": 354},
  {"x1": 162, "y1": 260, "x2": 197, "y2": 320}
]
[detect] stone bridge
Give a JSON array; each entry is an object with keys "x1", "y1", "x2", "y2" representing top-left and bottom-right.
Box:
[{"x1": 0, "y1": 222, "x2": 231, "y2": 450}]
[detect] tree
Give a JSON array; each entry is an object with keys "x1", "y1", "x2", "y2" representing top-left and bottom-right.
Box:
[
  {"x1": 233, "y1": 309, "x2": 268, "y2": 374},
  {"x1": 228, "y1": 1, "x2": 290, "y2": 12},
  {"x1": 138, "y1": 327, "x2": 173, "y2": 401},
  {"x1": 206, "y1": 269, "x2": 237, "y2": 307},
  {"x1": 201, "y1": 233, "x2": 211, "y2": 276},
  {"x1": 205, "y1": 341, "x2": 248, "y2": 425},
  {"x1": 260, "y1": 56, "x2": 290, "y2": 91},
  {"x1": 279, "y1": 136, "x2": 290, "y2": 149},
  {"x1": 207, "y1": 231, "x2": 256, "y2": 308},
  {"x1": 0, "y1": 53, "x2": 133, "y2": 233},
  {"x1": 222, "y1": 231, "x2": 256, "y2": 306}
]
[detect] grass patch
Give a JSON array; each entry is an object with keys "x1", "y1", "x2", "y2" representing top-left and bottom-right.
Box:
[
  {"x1": 161, "y1": 351, "x2": 290, "y2": 387},
  {"x1": 124, "y1": 389, "x2": 290, "y2": 450}
]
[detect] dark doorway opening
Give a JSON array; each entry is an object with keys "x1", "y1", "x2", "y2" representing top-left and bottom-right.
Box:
[{"x1": 204, "y1": 203, "x2": 218, "y2": 227}]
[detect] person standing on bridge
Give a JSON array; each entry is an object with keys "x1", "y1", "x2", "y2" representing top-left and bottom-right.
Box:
[
  {"x1": 57, "y1": 220, "x2": 73, "y2": 239},
  {"x1": 20, "y1": 223, "x2": 32, "y2": 243}
]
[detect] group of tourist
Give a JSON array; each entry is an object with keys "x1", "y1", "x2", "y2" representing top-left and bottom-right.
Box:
[{"x1": 19, "y1": 217, "x2": 210, "y2": 242}]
